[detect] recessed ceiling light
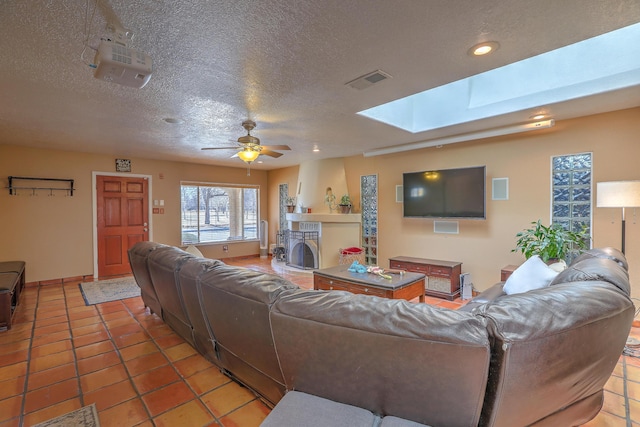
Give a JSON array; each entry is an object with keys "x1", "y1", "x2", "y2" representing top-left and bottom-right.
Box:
[
  {"x1": 468, "y1": 41, "x2": 500, "y2": 56},
  {"x1": 163, "y1": 117, "x2": 184, "y2": 124},
  {"x1": 312, "y1": 146, "x2": 320, "y2": 152},
  {"x1": 530, "y1": 114, "x2": 547, "y2": 120}
]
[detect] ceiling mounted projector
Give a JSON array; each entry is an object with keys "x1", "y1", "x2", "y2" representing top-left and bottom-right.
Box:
[{"x1": 93, "y1": 40, "x2": 152, "y2": 88}]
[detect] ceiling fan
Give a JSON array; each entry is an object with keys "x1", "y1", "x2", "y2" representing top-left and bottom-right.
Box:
[{"x1": 201, "y1": 120, "x2": 291, "y2": 164}]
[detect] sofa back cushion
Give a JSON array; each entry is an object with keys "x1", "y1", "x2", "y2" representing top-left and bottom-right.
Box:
[
  {"x1": 270, "y1": 289, "x2": 491, "y2": 427},
  {"x1": 177, "y1": 257, "x2": 225, "y2": 367},
  {"x1": 572, "y1": 247, "x2": 628, "y2": 271},
  {"x1": 197, "y1": 264, "x2": 298, "y2": 405},
  {"x1": 550, "y1": 257, "x2": 630, "y2": 295},
  {"x1": 147, "y1": 246, "x2": 195, "y2": 345},
  {"x1": 128, "y1": 241, "x2": 166, "y2": 316},
  {"x1": 478, "y1": 279, "x2": 634, "y2": 427}
]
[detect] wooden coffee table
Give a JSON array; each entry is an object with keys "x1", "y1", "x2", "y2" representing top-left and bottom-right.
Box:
[{"x1": 313, "y1": 264, "x2": 425, "y2": 302}]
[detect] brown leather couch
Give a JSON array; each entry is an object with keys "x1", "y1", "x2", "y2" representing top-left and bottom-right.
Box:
[{"x1": 128, "y1": 243, "x2": 634, "y2": 426}]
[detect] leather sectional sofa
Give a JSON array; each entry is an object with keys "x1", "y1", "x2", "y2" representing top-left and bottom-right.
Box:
[{"x1": 128, "y1": 242, "x2": 634, "y2": 426}]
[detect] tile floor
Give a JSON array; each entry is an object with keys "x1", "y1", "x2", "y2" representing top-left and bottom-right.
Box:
[{"x1": 0, "y1": 256, "x2": 638, "y2": 426}]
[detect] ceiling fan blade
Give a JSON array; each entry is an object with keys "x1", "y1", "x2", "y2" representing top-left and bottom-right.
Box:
[
  {"x1": 201, "y1": 146, "x2": 239, "y2": 150},
  {"x1": 261, "y1": 144, "x2": 291, "y2": 151},
  {"x1": 260, "y1": 149, "x2": 284, "y2": 158}
]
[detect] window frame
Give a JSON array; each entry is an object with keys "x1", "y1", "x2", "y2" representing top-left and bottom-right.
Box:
[{"x1": 180, "y1": 181, "x2": 260, "y2": 245}]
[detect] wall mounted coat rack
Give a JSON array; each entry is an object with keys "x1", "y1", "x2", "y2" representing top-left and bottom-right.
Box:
[{"x1": 7, "y1": 176, "x2": 75, "y2": 196}]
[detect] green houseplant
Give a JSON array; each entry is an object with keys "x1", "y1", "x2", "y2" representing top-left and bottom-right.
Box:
[
  {"x1": 285, "y1": 196, "x2": 296, "y2": 213},
  {"x1": 512, "y1": 220, "x2": 589, "y2": 262},
  {"x1": 338, "y1": 194, "x2": 352, "y2": 214}
]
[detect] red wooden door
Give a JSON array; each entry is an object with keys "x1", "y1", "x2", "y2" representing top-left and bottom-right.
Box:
[{"x1": 97, "y1": 175, "x2": 149, "y2": 277}]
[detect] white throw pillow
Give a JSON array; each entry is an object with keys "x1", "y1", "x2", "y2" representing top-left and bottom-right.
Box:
[
  {"x1": 503, "y1": 255, "x2": 559, "y2": 295},
  {"x1": 184, "y1": 245, "x2": 204, "y2": 257}
]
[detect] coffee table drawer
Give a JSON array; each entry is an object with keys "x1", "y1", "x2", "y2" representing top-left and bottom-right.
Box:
[
  {"x1": 315, "y1": 276, "x2": 350, "y2": 292},
  {"x1": 349, "y1": 285, "x2": 387, "y2": 297}
]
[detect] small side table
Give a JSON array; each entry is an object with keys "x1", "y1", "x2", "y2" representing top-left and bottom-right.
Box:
[{"x1": 500, "y1": 265, "x2": 519, "y2": 282}]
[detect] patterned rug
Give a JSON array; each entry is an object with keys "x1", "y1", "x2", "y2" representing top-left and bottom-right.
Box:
[
  {"x1": 80, "y1": 276, "x2": 140, "y2": 305},
  {"x1": 34, "y1": 403, "x2": 100, "y2": 427}
]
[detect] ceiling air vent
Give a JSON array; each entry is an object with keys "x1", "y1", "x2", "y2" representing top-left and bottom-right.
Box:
[{"x1": 345, "y1": 70, "x2": 392, "y2": 90}]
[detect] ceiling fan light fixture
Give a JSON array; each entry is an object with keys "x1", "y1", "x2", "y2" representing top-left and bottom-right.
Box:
[{"x1": 238, "y1": 148, "x2": 260, "y2": 163}]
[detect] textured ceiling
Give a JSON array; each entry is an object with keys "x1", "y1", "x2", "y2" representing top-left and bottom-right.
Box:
[{"x1": 1, "y1": 0, "x2": 639, "y2": 170}]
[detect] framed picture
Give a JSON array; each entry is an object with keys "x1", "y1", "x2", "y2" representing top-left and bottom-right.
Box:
[{"x1": 115, "y1": 158, "x2": 131, "y2": 172}]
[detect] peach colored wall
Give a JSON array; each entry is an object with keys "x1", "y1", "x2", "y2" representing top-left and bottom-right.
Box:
[
  {"x1": 0, "y1": 145, "x2": 267, "y2": 282},
  {"x1": 270, "y1": 107, "x2": 640, "y2": 297}
]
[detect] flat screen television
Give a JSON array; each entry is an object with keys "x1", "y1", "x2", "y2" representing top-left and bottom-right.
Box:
[{"x1": 403, "y1": 166, "x2": 486, "y2": 219}]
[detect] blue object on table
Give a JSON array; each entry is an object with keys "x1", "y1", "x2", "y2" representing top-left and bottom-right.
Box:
[{"x1": 348, "y1": 261, "x2": 367, "y2": 273}]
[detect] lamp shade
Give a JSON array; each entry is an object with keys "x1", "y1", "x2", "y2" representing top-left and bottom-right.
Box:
[
  {"x1": 237, "y1": 148, "x2": 260, "y2": 163},
  {"x1": 596, "y1": 181, "x2": 640, "y2": 207}
]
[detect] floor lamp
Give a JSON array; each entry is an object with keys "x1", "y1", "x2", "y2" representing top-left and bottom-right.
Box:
[{"x1": 596, "y1": 181, "x2": 640, "y2": 254}]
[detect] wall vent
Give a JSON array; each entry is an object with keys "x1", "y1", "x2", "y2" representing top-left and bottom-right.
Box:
[{"x1": 345, "y1": 70, "x2": 392, "y2": 90}]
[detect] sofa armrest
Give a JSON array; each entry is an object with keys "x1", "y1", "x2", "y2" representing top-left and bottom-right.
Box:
[{"x1": 459, "y1": 282, "x2": 505, "y2": 312}]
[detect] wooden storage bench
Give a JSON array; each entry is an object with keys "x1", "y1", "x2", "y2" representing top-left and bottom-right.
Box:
[{"x1": 0, "y1": 261, "x2": 26, "y2": 331}]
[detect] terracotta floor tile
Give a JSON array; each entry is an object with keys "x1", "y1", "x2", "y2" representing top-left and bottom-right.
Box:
[
  {"x1": 201, "y1": 381, "x2": 257, "y2": 418},
  {"x1": 0, "y1": 417, "x2": 21, "y2": 427},
  {"x1": 27, "y1": 363, "x2": 77, "y2": 391},
  {"x1": 104, "y1": 316, "x2": 138, "y2": 330},
  {"x1": 602, "y1": 389, "x2": 628, "y2": 419},
  {"x1": 606, "y1": 375, "x2": 626, "y2": 397},
  {"x1": 70, "y1": 316, "x2": 101, "y2": 329},
  {"x1": 152, "y1": 400, "x2": 216, "y2": 427},
  {"x1": 0, "y1": 329, "x2": 33, "y2": 345},
  {"x1": 28, "y1": 349, "x2": 75, "y2": 373},
  {"x1": 132, "y1": 364, "x2": 180, "y2": 394},
  {"x1": 108, "y1": 323, "x2": 144, "y2": 337},
  {"x1": 124, "y1": 351, "x2": 168, "y2": 377},
  {"x1": 35, "y1": 308, "x2": 67, "y2": 320},
  {"x1": 98, "y1": 397, "x2": 149, "y2": 427},
  {"x1": 0, "y1": 349, "x2": 28, "y2": 368},
  {"x1": 67, "y1": 307, "x2": 99, "y2": 321},
  {"x1": 101, "y1": 310, "x2": 132, "y2": 322},
  {"x1": 583, "y1": 410, "x2": 627, "y2": 426},
  {"x1": 144, "y1": 323, "x2": 174, "y2": 338},
  {"x1": 77, "y1": 350, "x2": 122, "y2": 375},
  {"x1": 142, "y1": 381, "x2": 196, "y2": 416},
  {"x1": 0, "y1": 395, "x2": 22, "y2": 421},
  {"x1": 164, "y1": 342, "x2": 198, "y2": 362},
  {"x1": 31, "y1": 330, "x2": 72, "y2": 347},
  {"x1": 80, "y1": 364, "x2": 129, "y2": 394},
  {"x1": 72, "y1": 330, "x2": 110, "y2": 348},
  {"x1": 0, "y1": 376, "x2": 26, "y2": 401},
  {"x1": 71, "y1": 322, "x2": 107, "y2": 337},
  {"x1": 22, "y1": 398, "x2": 82, "y2": 427},
  {"x1": 0, "y1": 362, "x2": 27, "y2": 382},
  {"x1": 83, "y1": 379, "x2": 138, "y2": 411},
  {"x1": 0, "y1": 339, "x2": 30, "y2": 355},
  {"x1": 119, "y1": 340, "x2": 159, "y2": 360},
  {"x1": 75, "y1": 340, "x2": 116, "y2": 360},
  {"x1": 154, "y1": 334, "x2": 185, "y2": 350},
  {"x1": 97, "y1": 301, "x2": 127, "y2": 314},
  {"x1": 184, "y1": 367, "x2": 231, "y2": 395},
  {"x1": 30, "y1": 339, "x2": 72, "y2": 359},
  {"x1": 33, "y1": 322, "x2": 69, "y2": 337},
  {"x1": 173, "y1": 353, "x2": 213, "y2": 378},
  {"x1": 113, "y1": 330, "x2": 151, "y2": 349},
  {"x1": 35, "y1": 314, "x2": 68, "y2": 328},
  {"x1": 23, "y1": 378, "x2": 79, "y2": 414},
  {"x1": 219, "y1": 400, "x2": 271, "y2": 427}
]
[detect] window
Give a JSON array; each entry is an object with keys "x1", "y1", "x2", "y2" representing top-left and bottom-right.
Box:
[
  {"x1": 551, "y1": 152, "x2": 592, "y2": 260},
  {"x1": 181, "y1": 183, "x2": 259, "y2": 244}
]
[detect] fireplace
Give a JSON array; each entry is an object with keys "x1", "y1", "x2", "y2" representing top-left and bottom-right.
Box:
[{"x1": 286, "y1": 230, "x2": 319, "y2": 270}]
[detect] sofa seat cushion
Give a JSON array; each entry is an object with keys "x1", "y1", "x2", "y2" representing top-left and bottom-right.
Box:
[
  {"x1": 260, "y1": 391, "x2": 380, "y2": 427},
  {"x1": 503, "y1": 255, "x2": 558, "y2": 295},
  {"x1": 380, "y1": 416, "x2": 431, "y2": 427}
]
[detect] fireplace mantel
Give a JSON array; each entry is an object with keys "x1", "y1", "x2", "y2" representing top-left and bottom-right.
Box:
[{"x1": 286, "y1": 213, "x2": 361, "y2": 223}]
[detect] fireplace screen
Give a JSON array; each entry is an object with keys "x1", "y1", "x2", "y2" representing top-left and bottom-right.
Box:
[{"x1": 286, "y1": 230, "x2": 319, "y2": 269}]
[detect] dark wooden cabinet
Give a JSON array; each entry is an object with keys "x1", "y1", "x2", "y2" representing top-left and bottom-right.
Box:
[
  {"x1": 500, "y1": 264, "x2": 519, "y2": 281},
  {"x1": 389, "y1": 256, "x2": 462, "y2": 300}
]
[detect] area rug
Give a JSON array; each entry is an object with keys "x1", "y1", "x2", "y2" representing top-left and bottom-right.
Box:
[
  {"x1": 34, "y1": 403, "x2": 100, "y2": 427},
  {"x1": 80, "y1": 276, "x2": 140, "y2": 305}
]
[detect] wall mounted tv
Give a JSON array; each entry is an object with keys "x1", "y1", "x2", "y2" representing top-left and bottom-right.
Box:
[{"x1": 403, "y1": 166, "x2": 486, "y2": 219}]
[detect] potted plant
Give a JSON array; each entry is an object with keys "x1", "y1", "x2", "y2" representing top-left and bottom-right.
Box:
[
  {"x1": 512, "y1": 220, "x2": 589, "y2": 263},
  {"x1": 285, "y1": 196, "x2": 296, "y2": 213},
  {"x1": 338, "y1": 194, "x2": 352, "y2": 214}
]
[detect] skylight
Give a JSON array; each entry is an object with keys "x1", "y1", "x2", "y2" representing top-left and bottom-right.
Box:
[{"x1": 358, "y1": 22, "x2": 640, "y2": 133}]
